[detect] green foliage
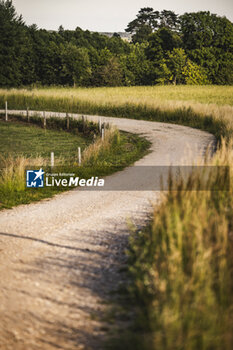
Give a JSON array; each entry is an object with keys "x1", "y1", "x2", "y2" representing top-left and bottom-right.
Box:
[
  {"x1": 183, "y1": 60, "x2": 210, "y2": 85},
  {"x1": 125, "y1": 8, "x2": 179, "y2": 43},
  {"x1": 0, "y1": 0, "x2": 24, "y2": 86},
  {"x1": 156, "y1": 60, "x2": 172, "y2": 85},
  {"x1": 61, "y1": 44, "x2": 91, "y2": 86},
  {"x1": 99, "y1": 57, "x2": 123, "y2": 87},
  {"x1": 120, "y1": 43, "x2": 151, "y2": 86},
  {"x1": 157, "y1": 49, "x2": 210, "y2": 85},
  {"x1": 0, "y1": 1, "x2": 233, "y2": 86},
  {"x1": 180, "y1": 11, "x2": 233, "y2": 51},
  {"x1": 125, "y1": 7, "x2": 159, "y2": 37},
  {"x1": 167, "y1": 48, "x2": 187, "y2": 84}
]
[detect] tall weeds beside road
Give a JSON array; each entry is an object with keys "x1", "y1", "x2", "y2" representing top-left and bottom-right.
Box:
[{"x1": 126, "y1": 140, "x2": 233, "y2": 350}]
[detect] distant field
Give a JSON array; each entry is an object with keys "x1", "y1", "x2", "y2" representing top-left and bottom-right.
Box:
[
  {"x1": 0, "y1": 86, "x2": 232, "y2": 141},
  {"x1": 39, "y1": 85, "x2": 233, "y2": 106},
  {"x1": 1, "y1": 85, "x2": 233, "y2": 106}
]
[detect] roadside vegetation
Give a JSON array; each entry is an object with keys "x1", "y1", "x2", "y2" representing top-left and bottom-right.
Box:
[
  {"x1": 0, "y1": 115, "x2": 150, "y2": 209},
  {"x1": 122, "y1": 141, "x2": 233, "y2": 350}
]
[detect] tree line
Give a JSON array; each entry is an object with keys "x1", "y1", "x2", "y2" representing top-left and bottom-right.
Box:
[{"x1": 0, "y1": 1, "x2": 233, "y2": 87}]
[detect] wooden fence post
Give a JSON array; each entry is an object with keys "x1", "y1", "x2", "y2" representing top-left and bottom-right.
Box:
[
  {"x1": 43, "y1": 111, "x2": 46, "y2": 128},
  {"x1": 99, "y1": 118, "x2": 102, "y2": 132},
  {"x1": 27, "y1": 107, "x2": 30, "y2": 122},
  {"x1": 82, "y1": 115, "x2": 85, "y2": 132},
  {"x1": 101, "y1": 128, "x2": 105, "y2": 140},
  {"x1": 66, "y1": 113, "x2": 69, "y2": 130},
  {"x1": 5, "y1": 101, "x2": 8, "y2": 121},
  {"x1": 78, "y1": 147, "x2": 81, "y2": 165},
  {"x1": 51, "y1": 152, "x2": 54, "y2": 168}
]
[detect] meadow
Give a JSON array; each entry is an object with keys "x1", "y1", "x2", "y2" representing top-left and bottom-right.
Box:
[
  {"x1": 0, "y1": 114, "x2": 150, "y2": 209},
  {"x1": 0, "y1": 119, "x2": 91, "y2": 161},
  {"x1": 0, "y1": 86, "x2": 233, "y2": 349},
  {"x1": 0, "y1": 86, "x2": 233, "y2": 140}
]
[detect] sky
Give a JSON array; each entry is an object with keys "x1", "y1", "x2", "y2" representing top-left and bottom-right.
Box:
[{"x1": 12, "y1": 0, "x2": 233, "y2": 32}]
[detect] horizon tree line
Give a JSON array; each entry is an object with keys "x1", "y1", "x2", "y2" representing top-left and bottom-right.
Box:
[{"x1": 0, "y1": 1, "x2": 233, "y2": 87}]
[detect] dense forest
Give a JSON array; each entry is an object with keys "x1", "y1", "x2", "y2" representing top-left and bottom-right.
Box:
[{"x1": 0, "y1": 1, "x2": 233, "y2": 87}]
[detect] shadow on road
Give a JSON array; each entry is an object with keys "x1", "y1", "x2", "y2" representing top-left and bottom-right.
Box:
[{"x1": 0, "y1": 225, "x2": 131, "y2": 350}]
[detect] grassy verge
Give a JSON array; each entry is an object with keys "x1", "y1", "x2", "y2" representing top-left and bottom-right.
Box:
[
  {"x1": 0, "y1": 115, "x2": 150, "y2": 209},
  {"x1": 122, "y1": 142, "x2": 233, "y2": 350}
]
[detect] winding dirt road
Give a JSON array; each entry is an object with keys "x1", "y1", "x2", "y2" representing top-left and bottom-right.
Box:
[{"x1": 0, "y1": 111, "x2": 214, "y2": 350}]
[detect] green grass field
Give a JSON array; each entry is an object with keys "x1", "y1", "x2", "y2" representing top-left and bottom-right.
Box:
[{"x1": 0, "y1": 120, "x2": 90, "y2": 162}]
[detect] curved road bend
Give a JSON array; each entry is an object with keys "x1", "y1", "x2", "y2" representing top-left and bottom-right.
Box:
[{"x1": 0, "y1": 111, "x2": 214, "y2": 350}]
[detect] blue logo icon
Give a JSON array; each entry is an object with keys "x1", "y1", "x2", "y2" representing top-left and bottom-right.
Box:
[{"x1": 26, "y1": 169, "x2": 44, "y2": 188}]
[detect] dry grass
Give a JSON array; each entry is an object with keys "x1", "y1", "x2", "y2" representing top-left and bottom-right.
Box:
[
  {"x1": 83, "y1": 126, "x2": 120, "y2": 165},
  {"x1": 0, "y1": 86, "x2": 233, "y2": 139},
  {"x1": 125, "y1": 139, "x2": 233, "y2": 350},
  {"x1": 0, "y1": 155, "x2": 46, "y2": 192},
  {"x1": 1, "y1": 85, "x2": 233, "y2": 105}
]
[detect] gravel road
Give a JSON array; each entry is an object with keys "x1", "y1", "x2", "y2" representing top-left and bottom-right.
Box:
[{"x1": 0, "y1": 111, "x2": 214, "y2": 350}]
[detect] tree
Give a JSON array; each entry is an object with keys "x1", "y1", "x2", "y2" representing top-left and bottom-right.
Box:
[
  {"x1": 166, "y1": 48, "x2": 187, "y2": 84},
  {"x1": 126, "y1": 7, "x2": 159, "y2": 43},
  {"x1": 0, "y1": 0, "x2": 25, "y2": 86},
  {"x1": 126, "y1": 7, "x2": 159, "y2": 33},
  {"x1": 1, "y1": 3, "x2": 233, "y2": 87},
  {"x1": 214, "y1": 52, "x2": 233, "y2": 85},
  {"x1": 126, "y1": 8, "x2": 180, "y2": 43},
  {"x1": 61, "y1": 44, "x2": 91, "y2": 86},
  {"x1": 155, "y1": 59, "x2": 172, "y2": 85},
  {"x1": 90, "y1": 48, "x2": 112, "y2": 86},
  {"x1": 99, "y1": 57, "x2": 123, "y2": 87},
  {"x1": 156, "y1": 27, "x2": 181, "y2": 53},
  {"x1": 180, "y1": 11, "x2": 233, "y2": 51},
  {"x1": 157, "y1": 49, "x2": 210, "y2": 85},
  {"x1": 183, "y1": 60, "x2": 210, "y2": 85},
  {"x1": 120, "y1": 43, "x2": 151, "y2": 85},
  {"x1": 159, "y1": 10, "x2": 180, "y2": 31}
]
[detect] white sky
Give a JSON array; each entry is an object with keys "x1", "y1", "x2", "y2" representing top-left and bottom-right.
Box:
[{"x1": 12, "y1": 0, "x2": 233, "y2": 32}]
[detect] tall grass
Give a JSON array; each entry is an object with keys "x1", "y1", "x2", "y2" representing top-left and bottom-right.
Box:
[
  {"x1": 126, "y1": 141, "x2": 233, "y2": 350},
  {"x1": 0, "y1": 155, "x2": 28, "y2": 193},
  {"x1": 0, "y1": 86, "x2": 233, "y2": 140},
  {"x1": 83, "y1": 127, "x2": 120, "y2": 165}
]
